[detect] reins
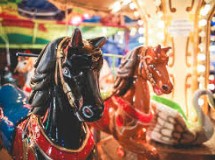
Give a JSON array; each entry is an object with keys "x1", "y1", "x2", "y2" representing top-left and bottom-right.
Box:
[{"x1": 55, "y1": 37, "x2": 84, "y2": 120}]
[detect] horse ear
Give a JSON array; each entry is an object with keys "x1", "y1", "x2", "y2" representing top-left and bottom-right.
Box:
[
  {"x1": 155, "y1": 45, "x2": 161, "y2": 53},
  {"x1": 70, "y1": 28, "x2": 83, "y2": 48},
  {"x1": 163, "y1": 47, "x2": 171, "y2": 53},
  {"x1": 89, "y1": 37, "x2": 107, "y2": 48}
]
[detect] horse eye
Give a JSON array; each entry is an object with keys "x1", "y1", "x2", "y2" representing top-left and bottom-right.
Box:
[{"x1": 63, "y1": 67, "x2": 71, "y2": 78}]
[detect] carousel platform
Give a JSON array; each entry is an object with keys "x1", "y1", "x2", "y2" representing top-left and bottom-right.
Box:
[{"x1": 96, "y1": 131, "x2": 215, "y2": 160}]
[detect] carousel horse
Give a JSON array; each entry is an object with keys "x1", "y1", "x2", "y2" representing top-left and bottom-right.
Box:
[
  {"x1": 15, "y1": 55, "x2": 36, "y2": 96},
  {"x1": 92, "y1": 45, "x2": 173, "y2": 160},
  {"x1": 148, "y1": 89, "x2": 215, "y2": 145},
  {"x1": 0, "y1": 28, "x2": 106, "y2": 160}
]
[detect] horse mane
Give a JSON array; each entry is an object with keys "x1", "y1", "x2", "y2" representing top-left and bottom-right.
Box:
[
  {"x1": 114, "y1": 46, "x2": 145, "y2": 96},
  {"x1": 28, "y1": 37, "x2": 63, "y2": 115}
]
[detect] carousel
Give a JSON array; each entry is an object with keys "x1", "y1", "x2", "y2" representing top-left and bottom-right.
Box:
[{"x1": 0, "y1": 0, "x2": 215, "y2": 160}]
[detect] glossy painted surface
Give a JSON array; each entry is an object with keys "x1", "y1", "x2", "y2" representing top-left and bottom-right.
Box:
[
  {"x1": 13, "y1": 115, "x2": 95, "y2": 160},
  {"x1": 0, "y1": 84, "x2": 30, "y2": 152}
]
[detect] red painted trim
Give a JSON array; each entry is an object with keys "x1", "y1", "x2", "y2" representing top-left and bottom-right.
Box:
[
  {"x1": 114, "y1": 96, "x2": 154, "y2": 124},
  {"x1": 13, "y1": 116, "x2": 95, "y2": 160}
]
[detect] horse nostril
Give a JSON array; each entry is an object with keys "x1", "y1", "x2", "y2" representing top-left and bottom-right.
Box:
[
  {"x1": 82, "y1": 106, "x2": 94, "y2": 119},
  {"x1": 162, "y1": 85, "x2": 169, "y2": 91}
]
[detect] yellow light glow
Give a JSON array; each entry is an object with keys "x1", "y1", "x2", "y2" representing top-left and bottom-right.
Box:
[
  {"x1": 208, "y1": 84, "x2": 215, "y2": 91},
  {"x1": 197, "y1": 65, "x2": 206, "y2": 73},
  {"x1": 122, "y1": 0, "x2": 131, "y2": 5},
  {"x1": 111, "y1": 1, "x2": 121, "y2": 13},
  {"x1": 138, "y1": 27, "x2": 144, "y2": 34},
  {"x1": 134, "y1": 11, "x2": 139, "y2": 17},
  {"x1": 198, "y1": 19, "x2": 207, "y2": 27},
  {"x1": 209, "y1": 75, "x2": 215, "y2": 81},
  {"x1": 138, "y1": 37, "x2": 144, "y2": 43},
  {"x1": 200, "y1": 5, "x2": 211, "y2": 16},
  {"x1": 197, "y1": 53, "x2": 206, "y2": 61},
  {"x1": 199, "y1": 31, "x2": 206, "y2": 37},
  {"x1": 129, "y1": 3, "x2": 136, "y2": 10},
  {"x1": 138, "y1": 20, "x2": 144, "y2": 25},
  {"x1": 130, "y1": 27, "x2": 137, "y2": 36}
]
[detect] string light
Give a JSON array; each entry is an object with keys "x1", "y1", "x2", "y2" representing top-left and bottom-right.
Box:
[
  {"x1": 70, "y1": 16, "x2": 82, "y2": 25},
  {"x1": 129, "y1": 3, "x2": 136, "y2": 10},
  {"x1": 138, "y1": 37, "x2": 144, "y2": 43},
  {"x1": 197, "y1": 53, "x2": 206, "y2": 61},
  {"x1": 130, "y1": 27, "x2": 137, "y2": 36},
  {"x1": 138, "y1": 27, "x2": 144, "y2": 34},
  {"x1": 122, "y1": 0, "x2": 131, "y2": 6},
  {"x1": 134, "y1": 11, "x2": 140, "y2": 17},
  {"x1": 138, "y1": 19, "x2": 144, "y2": 25},
  {"x1": 111, "y1": 1, "x2": 121, "y2": 13},
  {"x1": 198, "y1": 19, "x2": 207, "y2": 27},
  {"x1": 197, "y1": 64, "x2": 206, "y2": 73}
]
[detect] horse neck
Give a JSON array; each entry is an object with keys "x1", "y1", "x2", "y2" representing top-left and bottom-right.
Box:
[
  {"x1": 42, "y1": 86, "x2": 87, "y2": 149},
  {"x1": 133, "y1": 75, "x2": 151, "y2": 113},
  {"x1": 120, "y1": 60, "x2": 151, "y2": 114}
]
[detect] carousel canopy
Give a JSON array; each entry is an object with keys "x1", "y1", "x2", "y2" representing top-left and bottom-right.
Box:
[{"x1": 0, "y1": 0, "x2": 140, "y2": 49}]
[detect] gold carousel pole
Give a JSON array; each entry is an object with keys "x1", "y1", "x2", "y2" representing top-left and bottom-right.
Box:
[
  {"x1": 192, "y1": 0, "x2": 204, "y2": 93},
  {"x1": 204, "y1": 3, "x2": 215, "y2": 114}
]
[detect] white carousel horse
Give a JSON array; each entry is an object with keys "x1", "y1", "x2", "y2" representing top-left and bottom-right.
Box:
[
  {"x1": 147, "y1": 89, "x2": 215, "y2": 145},
  {"x1": 14, "y1": 56, "x2": 36, "y2": 96}
]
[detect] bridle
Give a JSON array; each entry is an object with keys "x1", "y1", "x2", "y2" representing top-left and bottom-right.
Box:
[
  {"x1": 138, "y1": 47, "x2": 157, "y2": 86},
  {"x1": 54, "y1": 37, "x2": 102, "y2": 121},
  {"x1": 55, "y1": 37, "x2": 85, "y2": 120}
]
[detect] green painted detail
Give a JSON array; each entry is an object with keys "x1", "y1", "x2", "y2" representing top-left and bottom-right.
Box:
[
  {"x1": 0, "y1": 0, "x2": 8, "y2": 4},
  {"x1": 0, "y1": 37, "x2": 5, "y2": 44},
  {"x1": 5, "y1": 33, "x2": 49, "y2": 44},
  {"x1": 151, "y1": 95, "x2": 187, "y2": 120}
]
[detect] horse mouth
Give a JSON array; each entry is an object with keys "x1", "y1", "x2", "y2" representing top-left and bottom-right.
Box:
[
  {"x1": 153, "y1": 85, "x2": 163, "y2": 95},
  {"x1": 153, "y1": 84, "x2": 172, "y2": 95}
]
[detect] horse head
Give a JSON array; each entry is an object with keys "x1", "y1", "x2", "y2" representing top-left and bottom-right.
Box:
[
  {"x1": 15, "y1": 56, "x2": 35, "y2": 74},
  {"x1": 138, "y1": 45, "x2": 173, "y2": 95},
  {"x1": 29, "y1": 28, "x2": 106, "y2": 122},
  {"x1": 60, "y1": 28, "x2": 106, "y2": 121},
  {"x1": 114, "y1": 45, "x2": 173, "y2": 96}
]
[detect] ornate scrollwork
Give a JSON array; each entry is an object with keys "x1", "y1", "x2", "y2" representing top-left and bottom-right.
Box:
[{"x1": 169, "y1": 0, "x2": 176, "y2": 12}]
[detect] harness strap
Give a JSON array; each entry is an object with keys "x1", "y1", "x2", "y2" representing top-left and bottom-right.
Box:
[
  {"x1": 113, "y1": 96, "x2": 154, "y2": 125},
  {"x1": 55, "y1": 38, "x2": 77, "y2": 111},
  {"x1": 138, "y1": 47, "x2": 156, "y2": 86}
]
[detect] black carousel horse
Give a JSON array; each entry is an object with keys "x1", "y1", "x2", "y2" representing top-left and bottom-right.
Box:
[{"x1": 0, "y1": 28, "x2": 106, "y2": 159}]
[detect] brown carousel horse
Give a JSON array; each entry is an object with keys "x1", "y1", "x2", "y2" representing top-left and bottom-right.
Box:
[
  {"x1": 92, "y1": 45, "x2": 173, "y2": 160},
  {"x1": 0, "y1": 28, "x2": 106, "y2": 160}
]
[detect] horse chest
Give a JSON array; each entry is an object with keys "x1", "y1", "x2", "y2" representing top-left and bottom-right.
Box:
[{"x1": 12, "y1": 115, "x2": 95, "y2": 160}]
